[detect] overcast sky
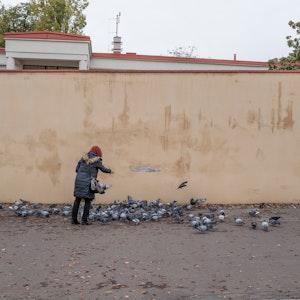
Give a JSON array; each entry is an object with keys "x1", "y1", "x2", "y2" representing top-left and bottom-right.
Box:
[{"x1": 2, "y1": 0, "x2": 299, "y2": 61}]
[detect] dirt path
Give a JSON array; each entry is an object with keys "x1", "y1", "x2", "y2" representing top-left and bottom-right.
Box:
[{"x1": 0, "y1": 203, "x2": 299, "y2": 300}]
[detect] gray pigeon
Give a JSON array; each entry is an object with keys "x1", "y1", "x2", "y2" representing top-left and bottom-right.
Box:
[
  {"x1": 190, "y1": 218, "x2": 201, "y2": 227},
  {"x1": 38, "y1": 210, "x2": 50, "y2": 218},
  {"x1": 20, "y1": 199, "x2": 30, "y2": 205},
  {"x1": 190, "y1": 198, "x2": 206, "y2": 205},
  {"x1": 234, "y1": 217, "x2": 245, "y2": 225},
  {"x1": 21, "y1": 210, "x2": 29, "y2": 217},
  {"x1": 269, "y1": 217, "x2": 280, "y2": 226},
  {"x1": 195, "y1": 224, "x2": 208, "y2": 233},
  {"x1": 259, "y1": 202, "x2": 266, "y2": 209},
  {"x1": 196, "y1": 198, "x2": 207, "y2": 204},
  {"x1": 208, "y1": 206, "x2": 217, "y2": 212},
  {"x1": 219, "y1": 209, "x2": 225, "y2": 216},
  {"x1": 249, "y1": 210, "x2": 260, "y2": 217},
  {"x1": 61, "y1": 205, "x2": 72, "y2": 216},
  {"x1": 251, "y1": 221, "x2": 257, "y2": 229}
]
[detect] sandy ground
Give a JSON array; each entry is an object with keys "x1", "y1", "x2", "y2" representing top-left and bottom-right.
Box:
[{"x1": 0, "y1": 202, "x2": 300, "y2": 300}]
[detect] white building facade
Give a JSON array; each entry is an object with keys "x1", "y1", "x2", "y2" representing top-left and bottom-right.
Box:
[{"x1": 0, "y1": 31, "x2": 268, "y2": 71}]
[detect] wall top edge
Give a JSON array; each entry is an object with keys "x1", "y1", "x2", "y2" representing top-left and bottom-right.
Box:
[{"x1": 0, "y1": 69, "x2": 299, "y2": 74}]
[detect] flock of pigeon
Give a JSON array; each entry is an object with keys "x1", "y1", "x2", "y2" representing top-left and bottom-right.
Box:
[
  {"x1": 187, "y1": 202, "x2": 281, "y2": 233},
  {"x1": 0, "y1": 181, "x2": 281, "y2": 233},
  {"x1": 1, "y1": 199, "x2": 280, "y2": 233},
  {"x1": 3, "y1": 197, "x2": 203, "y2": 225}
]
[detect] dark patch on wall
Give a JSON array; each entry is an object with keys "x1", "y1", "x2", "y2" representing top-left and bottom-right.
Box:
[
  {"x1": 271, "y1": 82, "x2": 294, "y2": 131},
  {"x1": 228, "y1": 116, "x2": 238, "y2": 129},
  {"x1": 271, "y1": 108, "x2": 275, "y2": 132},
  {"x1": 24, "y1": 135, "x2": 37, "y2": 153},
  {"x1": 247, "y1": 108, "x2": 262, "y2": 130},
  {"x1": 199, "y1": 123, "x2": 212, "y2": 154},
  {"x1": 175, "y1": 152, "x2": 191, "y2": 178},
  {"x1": 37, "y1": 129, "x2": 62, "y2": 185},
  {"x1": 83, "y1": 97, "x2": 94, "y2": 135},
  {"x1": 118, "y1": 92, "x2": 130, "y2": 125},
  {"x1": 37, "y1": 152, "x2": 61, "y2": 185},
  {"x1": 39, "y1": 128, "x2": 58, "y2": 151},
  {"x1": 161, "y1": 105, "x2": 171, "y2": 151},
  {"x1": 277, "y1": 82, "x2": 282, "y2": 130},
  {"x1": 198, "y1": 111, "x2": 202, "y2": 122},
  {"x1": 182, "y1": 112, "x2": 191, "y2": 132},
  {"x1": 282, "y1": 101, "x2": 294, "y2": 130},
  {"x1": 256, "y1": 148, "x2": 265, "y2": 161}
]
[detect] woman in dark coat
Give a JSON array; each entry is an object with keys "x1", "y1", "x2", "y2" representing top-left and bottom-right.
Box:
[{"x1": 72, "y1": 146, "x2": 113, "y2": 225}]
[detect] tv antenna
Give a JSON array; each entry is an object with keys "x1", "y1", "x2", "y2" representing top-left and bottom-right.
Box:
[
  {"x1": 115, "y1": 12, "x2": 121, "y2": 36},
  {"x1": 111, "y1": 12, "x2": 122, "y2": 53}
]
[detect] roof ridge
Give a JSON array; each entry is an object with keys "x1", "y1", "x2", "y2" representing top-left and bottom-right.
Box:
[{"x1": 4, "y1": 31, "x2": 90, "y2": 41}]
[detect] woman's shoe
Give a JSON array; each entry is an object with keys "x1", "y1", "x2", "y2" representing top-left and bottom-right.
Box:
[
  {"x1": 81, "y1": 221, "x2": 91, "y2": 225},
  {"x1": 71, "y1": 220, "x2": 80, "y2": 225}
]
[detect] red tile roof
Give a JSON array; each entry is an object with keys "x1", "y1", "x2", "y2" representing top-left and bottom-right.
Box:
[
  {"x1": 92, "y1": 52, "x2": 268, "y2": 66},
  {"x1": 4, "y1": 31, "x2": 90, "y2": 41}
]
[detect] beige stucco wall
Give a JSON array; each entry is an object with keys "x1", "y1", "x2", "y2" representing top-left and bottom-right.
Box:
[{"x1": 0, "y1": 71, "x2": 299, "y2": 204}]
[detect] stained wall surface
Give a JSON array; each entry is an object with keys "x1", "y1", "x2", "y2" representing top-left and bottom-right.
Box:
[{"x1": 0, "y1": 71, "x2": 299, "y2": 204}]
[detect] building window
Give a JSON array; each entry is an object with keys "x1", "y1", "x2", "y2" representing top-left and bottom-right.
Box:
[{"x1": 23, "y1": 65, "x2": 78, "y2": 70}]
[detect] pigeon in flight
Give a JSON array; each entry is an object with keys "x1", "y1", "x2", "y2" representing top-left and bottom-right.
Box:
[
  {"x1": 190, "y1": 198, "x2": 197, "y2": 205},
  {"x1": 177, "y1": 181, "x2": 188, "y2": 189}
]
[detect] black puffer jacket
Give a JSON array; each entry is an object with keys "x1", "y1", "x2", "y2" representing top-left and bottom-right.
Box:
[{"x1": 73, "y1": 152, "x2": 111, "y2": 200}]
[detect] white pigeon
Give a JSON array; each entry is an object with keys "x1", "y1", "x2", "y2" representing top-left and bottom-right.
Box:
[
  {"x1": 261, "y1": 219, "x2": 269, "y2": 231},
  {"x1": 234, "y1": 217, "x2": 245, "y2": 225},
  {"x1": 132, "y1": 218, "x2": 140, "y2": 225},
  {"x1": 218, "y1": 214, "x2": 225, "y2": 221}
]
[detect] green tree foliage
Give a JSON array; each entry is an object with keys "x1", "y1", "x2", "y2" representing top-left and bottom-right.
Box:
[
  {"x1": 268, "y1": 20, "x2": 300, "y2": 70},
  {"x1": 30, "y1": 0, "x2": 88, "y2": 33},
  {"x1": 0, "y1": 0, "x2": 89, "y2": 48},
  {"x1": 0, "y1": 1, "x2": 35, "y2": 46}
]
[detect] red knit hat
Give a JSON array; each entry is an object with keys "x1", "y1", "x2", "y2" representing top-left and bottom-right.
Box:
[{"x1": 89, "y1": 146, "x2": 102, "y2": 157}]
